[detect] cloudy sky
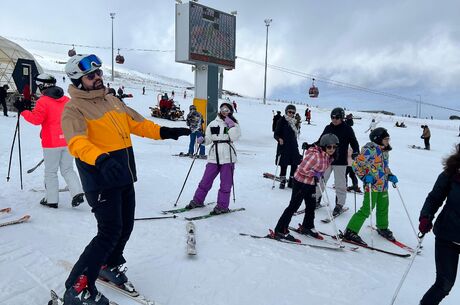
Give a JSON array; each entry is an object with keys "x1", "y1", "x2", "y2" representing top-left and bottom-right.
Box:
[{"x1": 2, "y1": 0, "x2": 460, "y2": 118}]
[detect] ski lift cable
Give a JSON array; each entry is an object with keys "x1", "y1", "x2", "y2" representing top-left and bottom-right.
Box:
[
  {"x1": 6, "y1": 36, "x2": 174, "y2": 53},
  {"x1": 237, "y1": 56, "x2": 460, "y2": 113}
]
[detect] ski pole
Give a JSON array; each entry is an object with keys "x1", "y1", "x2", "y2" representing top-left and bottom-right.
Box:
[
  {"x1": 17, "y1": 115, "x2": 23, "y2": 190},
  {"x1": 27, "y1": 159, "x2": 44, "y2": 174},
  {"x1": 6, "y1": 117, "x2": 19, "y2": 182},
  {"x1": 389, "y1": 233, "x2": 425, "y2": 305},
  {"x1": 228, "y1": 137, "x2": 236, "y2": 204},
  {"x1": 393, "y1": 183, "x2": 418, "y2": 241},
  {"x1": 272, "y1": 154, "x2": 280, "y2": 190},
  {"x1": 173, "y1": 145, "x2": 201, "y2": 207},
  {"x1": 318, "y1": 178, "x2": 343, "y2": 247},
  {"x1": 135, "y1": 215, "x2": 178, "y2": 221}
]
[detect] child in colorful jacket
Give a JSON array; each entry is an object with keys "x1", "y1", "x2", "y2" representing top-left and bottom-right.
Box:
[
  {"x1": 343, "y1": 127, "x2": 398, "y2": 245},
  {"x1": 273, "y1": 134, "x2": 339, "y2": 241}
]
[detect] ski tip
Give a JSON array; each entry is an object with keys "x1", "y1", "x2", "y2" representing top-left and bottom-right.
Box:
[
  {"x1": 23, "y1": 215, "x2": 31, "y2": 221},
  {"x1": 0, "y1": 207, "x2": 11, "y2": 213}
]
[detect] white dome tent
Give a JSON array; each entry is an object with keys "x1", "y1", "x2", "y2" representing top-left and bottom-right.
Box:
[{"x1": 0, "y1": 36, "x2": 43, "y2": 92}]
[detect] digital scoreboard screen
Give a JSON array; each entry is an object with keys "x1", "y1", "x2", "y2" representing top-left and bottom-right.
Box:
[{"x1": 188, "y1": 3, "x2": 236, "y2": 68}]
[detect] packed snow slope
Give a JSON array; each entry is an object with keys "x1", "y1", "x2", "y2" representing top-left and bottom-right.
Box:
[{"x1": 1, "y1": 54, "x2": 460, "y2": 305}]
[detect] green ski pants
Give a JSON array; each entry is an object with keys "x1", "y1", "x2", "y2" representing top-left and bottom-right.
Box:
[{"x1": 346, "y1": 191, "x2": 389, "y2": 234}]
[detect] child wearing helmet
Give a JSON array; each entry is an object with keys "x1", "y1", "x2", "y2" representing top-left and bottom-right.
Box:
[
  {"x1": 272, "y1": 133, "x2": 338, "y2": 241},
  {"x1": 342, "y1": 127, "x2": 398, "y2": 245},
  {"x1": 185, "y1": 104, "x2": 206, "y2": 158}
]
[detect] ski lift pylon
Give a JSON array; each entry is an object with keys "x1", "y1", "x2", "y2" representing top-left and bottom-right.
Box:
[{"x1": 308, "y1": 78, "x2": 319, "y2": 98}]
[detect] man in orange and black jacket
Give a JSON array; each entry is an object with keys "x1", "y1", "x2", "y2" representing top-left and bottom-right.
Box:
[{"x1": 60, "y1": 54, "x2": 190, "y2": 305}]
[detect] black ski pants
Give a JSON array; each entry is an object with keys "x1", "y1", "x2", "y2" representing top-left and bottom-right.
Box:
[
  {"x1": 424, "y1": 137, "x2": 431, "y2": 150},
  {"x1": 346, "y1": 166, "x2": 358, "y2": 188},
  {"x1": 65, "y1": 184, "x2": 136, "y2": 293},
  {"x1": 1, "y1": 99, "x2": 7, "y2": 116},
  {"x1": 279, "y1": 164, "x2": 298, "y2": 180},
  {"x1": 420, "y1": 237, "x2": 460, "y2": 305},
  {"x1": 275, "y1": 180, "x2": 316, "y2": 233}
]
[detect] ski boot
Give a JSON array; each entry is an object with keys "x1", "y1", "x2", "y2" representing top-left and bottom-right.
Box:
[
  {"x1": 332, "y1": 205, "x2": 344, "y2": 217},
  {"x1": 40, "y1": 198, "x2": 58, "y2": 209},
  {"x1": 185, "y1": 199, "x2": 205, "y2": 210},
  {"x1": 342, "y1": 229, "x2": 367, "y2": 246},
  {"x1": 279, "y1": 176, "x2": 287, "y2": 189},
  {"x1": 63, "y1": 275, "x2": 110, "y2": 305},
  {"x1": 298, "y1": 226, "x2": 322, "y2": 239},
  {"x1": 377, "y1": 228, "x2": 396, "y2": 241},
  {"x1": 210, "y1": 206, "x2": 230, "y2": 215},
  {"x1": 71, "y1": 193, "x2": 85, "y2": 207},
  {"x1": 271, "y1": 229, "x2": 298, "y2": 242},
  {"x1": 99, "y1": 264, "x2": 138, "y2": 296}
]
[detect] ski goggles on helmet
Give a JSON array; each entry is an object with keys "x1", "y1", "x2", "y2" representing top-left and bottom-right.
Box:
[{"x1": 78, "y1": 54, "x2": 102, "y2": 74}]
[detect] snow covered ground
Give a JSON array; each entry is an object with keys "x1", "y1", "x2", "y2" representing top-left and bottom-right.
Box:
[{"x1": 1, "y1": 52, "x2": 460, "y2": 305}]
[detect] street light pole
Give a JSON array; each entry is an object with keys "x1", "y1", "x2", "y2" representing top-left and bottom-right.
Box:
[
  {"x1": 416, "y1": 94, "x2": 422, "y2": 118},
  {"x1": 110, "y1": 13, "x2": 116, "y2": 82},
  {"x1": 263, "y1": 18, "x2": 272, "y2": 105}
]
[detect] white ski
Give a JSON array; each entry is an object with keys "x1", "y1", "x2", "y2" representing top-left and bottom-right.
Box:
[
  {"x1": 48, "y1": 289, "x2": 119, "y2": 305},
  {"x1": 186, "y1": 221, "x2": 197, "y2": 255}
]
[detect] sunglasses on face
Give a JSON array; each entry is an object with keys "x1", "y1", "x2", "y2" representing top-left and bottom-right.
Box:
[
  {"x1": 287, "y1": 110, "x2": 296, "y2": 115},
  {"x1": 326, "y1": 145, "x2": 337, "y2": 150},
  {"x1": 85, "y1": 69, "x2": 103, "y2": 80},
  {"x1": 220, "y1": 107, "x2": 231, "y2": 113},
  {"x1": 331, "y1": 115, "x2": 342, "y2": 120}
]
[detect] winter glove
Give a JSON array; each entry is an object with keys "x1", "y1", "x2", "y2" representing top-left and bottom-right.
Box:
[
  {"x1": 160, "y1": 127, "x2": 191, "y2": 140},
  {"x1": 13, "y1": 100, "x2": 26, "y2": 114},
  {"x1": 224, "y1": 116, "x2": 236, "y2": 128},
  {"x1": 418, "y1": 216, "x2": 433, "y2": 234},
  {"x1": 196, "y1": 136, "x2": 204, "y2": 144},
  {"x1": 351, "y1": 152, "x2": 359, "y2": 160},
  {"x1": 363, "y1": 174, "x2": 375, "y2": 184},
  {"x1": 95, "y1": 154, "x2": 124, "y2": 182},
  {"x1": 388, "y1": 174, "x2": 398, "y2": 184}
]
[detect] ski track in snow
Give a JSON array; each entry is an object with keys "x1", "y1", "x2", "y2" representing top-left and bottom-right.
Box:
[{"x1": 1, "y1": 49, "x2": 459, "y2": 305}]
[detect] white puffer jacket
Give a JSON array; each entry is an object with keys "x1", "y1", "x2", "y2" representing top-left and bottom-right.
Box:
[{"x1": 204, "y1": 116, "x2": 241, "y2": 164}]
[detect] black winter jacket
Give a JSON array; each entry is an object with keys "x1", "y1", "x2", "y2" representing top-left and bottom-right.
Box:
[
  {"x1": 420, "y1": 172, "x2": 460, "y2": 243},
  {"x1": 318, "y1": 122, "x2": 359, "y2": 165},
  {"x1": 274, "y1": 117, "x2": 301, "y2": 166}
]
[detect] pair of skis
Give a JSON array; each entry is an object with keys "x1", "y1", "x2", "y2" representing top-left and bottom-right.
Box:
[
  {"x1": 240, "y1": 229, "x2": 353, "y2": 252},
  {"x1": 161, "y1": 202, "x2": 245, "y2": 221},
  {"x1": 0, "y1": 208, "x2": 31, "y2": 228}
]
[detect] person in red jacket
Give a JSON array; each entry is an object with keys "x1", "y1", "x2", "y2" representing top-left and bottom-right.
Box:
[{"x1": 14, "y1": 73, "x2": 84, "y2": 208}]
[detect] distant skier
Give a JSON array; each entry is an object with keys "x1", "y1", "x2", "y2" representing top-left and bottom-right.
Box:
[
  {"x1": 364, "y1": 118, "x2": 378, "y2": 133},
  {"x1": 342, "y1": 127, "x2": 398, "y2": 245},
  {"x1": 232, "y1": 100, "x2": 238, "y2": 113},
  {"x1": 13, "y1": 73, "x2": 84, "y2": 208},
  {"x1": 142, "y1": 86, "x2": 145, "y2": 95},
  {"x1": 345, "y1": 113, "x2": 354, "y2": 127},
  {"x1": 171, "y1": 90, "x2": 175, "y2": 98},
  {"x1": 272, "y1": 134, "x2": 338, "y2": 241},
  {"x1": 272, "y1": 110, "x2": 282, "y2": 133},
  {"x1": 62, "y1": 76, "x2": 66, "y2": 83},
  {"x1": 418, "y1": 143, "x2": 460, "y2": 305},
  {"x1": 274, "y1": 105, "x2": 301, "y2": 189},
  {"x1": 184, "y1": 90, "x2": 187, "y2": 99},
  {"x1": 185, "y1": 102, "x2": 241, "y2": 214},
  {"x1": 421, "y1": 125, "x2": 431, "y2": 150},
  {"x1": 186, "y1": 105, "x2": 206, "y2": 158},
  {"x1": 295, "y1": 113, "x2": 302, "y2": 135},
  {"x1": 0, "y1": 84, "x2": 8, "y2": 116}
]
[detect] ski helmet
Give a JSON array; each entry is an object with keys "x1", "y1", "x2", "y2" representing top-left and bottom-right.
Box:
[
  {"x1": 331, "y1": 107, "x2": 345, "y2": 119},
  {"x1": 35, "y1": 73, "x2": 56, "y2": 91},
  {"x1": 189, "y1": 105, "x2": 197, "y2": 111},
  {"x1": 285, "y1": 104, "x2": 296, "y2": 114},
  {"x1": 369, "y1": 127, "x2": 390, "y2": 145},
  {"x1": 319, "y1": 133, "x2": 339, "y2": 147},
  {"x1": 65, "y1": 54, "x2": 102, "y2": 86}
]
